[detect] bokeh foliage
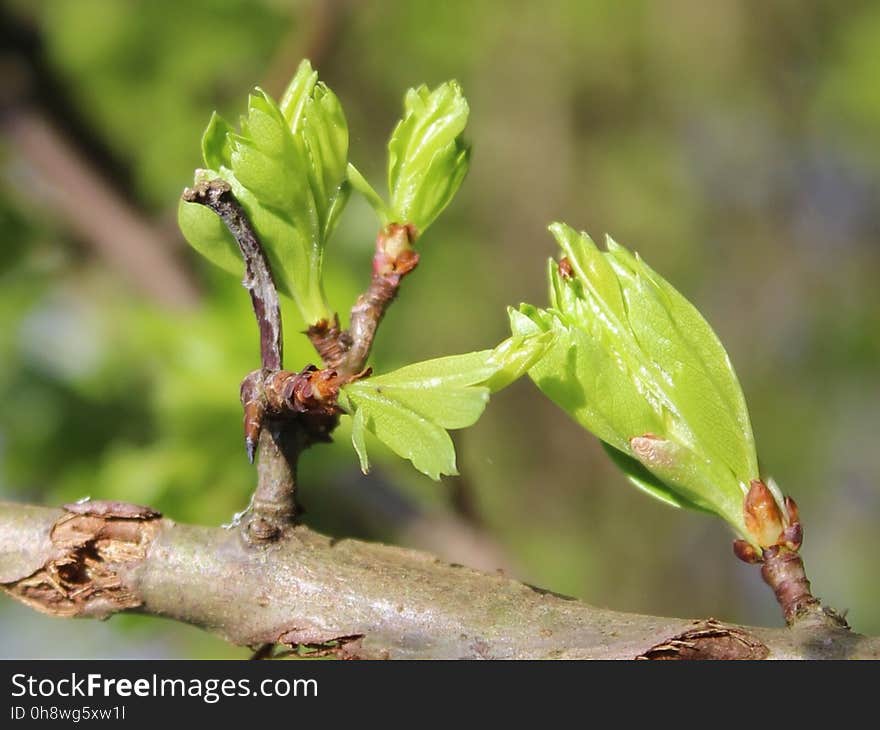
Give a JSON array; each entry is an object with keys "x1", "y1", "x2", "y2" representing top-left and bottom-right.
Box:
[{"x1": 1, "y1": 0, "x2": 879, "y2": 656}]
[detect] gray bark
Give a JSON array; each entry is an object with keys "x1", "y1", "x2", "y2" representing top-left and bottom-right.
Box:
[{"x1": 1, "y1": 501, "x2": 875, "y2": 660}]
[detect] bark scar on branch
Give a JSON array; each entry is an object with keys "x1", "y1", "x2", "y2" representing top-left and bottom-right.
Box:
[
  {"x1": 2, "y1": 500, "x2": 160, "y2": 619},
  {"x1": 637, "y1": 619, "x2": 769, "y2": 660}
]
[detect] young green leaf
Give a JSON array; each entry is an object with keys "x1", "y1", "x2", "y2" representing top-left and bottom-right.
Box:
[
  {"x1": 338, "y1": 387, "x2": 460, "y2": 480},
  {"x1": 301, "y1": 84, "x2": 349, "y2": 236},
  {"x1": 201, "y1": 113, "x2": 234, "y2": 171},
  {"x1": 178, "y1": 169, "x2": 242, "y2": 277},
  {"x1": 279, "y1": 60, "x2": 318, "y2": 130},
  {"x1": 350, "y1": 407, "x2": 371, "y2": 474},
  {"x1": 339, "y1": 333, "x2": 550, "y2": 479},
  {"x1": 347, "y1": 81, "x2": 470, "y2": 235},
  {"x1": 387, "y1": 82, "x2": 470, "y2": 232},
  {"x1": 513, "y1": 224, "x2": 760, "y2": 541},
  {"x1": 180, "y1": 59, "x2": 349, "y2": 325}
]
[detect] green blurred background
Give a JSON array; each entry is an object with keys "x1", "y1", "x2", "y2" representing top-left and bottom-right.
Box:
[{"x1": 1, "y1": 0, "x2": 878, "y2": 657}]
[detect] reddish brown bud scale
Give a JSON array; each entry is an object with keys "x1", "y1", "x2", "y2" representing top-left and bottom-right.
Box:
[
  {"x1": 237, "y1": 363, "x2": 346, "y2": 463},
  {"x1": 240, "y1": 369, "x2": 269, "y2": 462},
  {"x1": 784, "y1": 495, "x2": 800, "y2": 526},
  {"x1": 306, "y1": 315, "x2": 350, "y2": 370},
  {"x1": 311, "y1": 368, "x2": 343, "y2": 401},
  {"x1": 242, "y1": 400, "x2": 265, "y2": 463},
  {"x1": 374, "y1": 223, "x2": 419, "y2": 276},
  {"x1": 264, "y1": 366, "x2": 342, "y2": 416},
  {"x1": 781, "y1": 523, "x2": 803, "y2": 552},
  {"x1": 743, "y1": 479, "x2": 785, "y2": 548},
  {"x1": 733, "y1": 539, "x2": 762, "y2": 564}
]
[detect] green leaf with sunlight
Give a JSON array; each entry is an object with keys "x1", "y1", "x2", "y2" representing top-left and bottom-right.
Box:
[
  {"x1": 338, "y1": 333, "x2": 551, "y2": 480},
  {"x1": 347, "y1": 81, "x2": 470, "y2": 234},
  {"x1": 388, "y1": 81, "x2": 470, "y2": 232},
  {"x1": 512, "y1": 223, "x2": 760, "y2": 541},
  {"x1": 179, "y1": 59, "x2": 348, "y2": 325},
  {"x1": 177, "y1": 169, "x2": 243, "y2": 278}
]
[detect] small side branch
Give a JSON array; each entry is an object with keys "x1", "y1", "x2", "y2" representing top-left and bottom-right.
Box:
[
  {"x1": 182, "y1": 181, "x2": 362, "y2": 542},
  {"x1": 734, "y1": 480, "x2": 848, "y2": 628},
  {"x1": 309, "y1": 223, "x2": 419, "y2": 374},
  {"x1": 182, "y1": 180, "x2": 302, "y2": 541},
  {"x1": 182, "y1": 180, "x2": 282, "y2": 371}
]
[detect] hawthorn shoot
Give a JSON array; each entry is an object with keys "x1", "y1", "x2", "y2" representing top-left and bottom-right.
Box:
[
  {"x1": 510, "y1": 223, "x2": 799, "y2": 552},
  {"x1": 177, "y1": 60, "x2": 831, "y2": 626},
  {"x1": 179, "y1": 60, "x2": 348, "y2": 325}
]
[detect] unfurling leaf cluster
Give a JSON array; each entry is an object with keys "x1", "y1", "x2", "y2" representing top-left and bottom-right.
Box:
[
  {"x1": 180, "y1": 62, "x2": 470, "y2": 328},
  {"x1": 348, "y1": 81, "x2": 470, "y2": 235},
  {"x1": 512, "y1": 224, "x2": 768, "y2": 542},
  {"x1": 179, "y1": 60, "x2": 348, "y2": 325}
]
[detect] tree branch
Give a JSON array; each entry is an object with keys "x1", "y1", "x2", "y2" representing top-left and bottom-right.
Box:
[
  {"x1": 1, "y1": 500, "x2": 875, "y2": 660},
  {"x1": 180, "y1": 180, "x2": 342, "y2": 543},
  {"x1": 181, "y1": 180, "x2": 282, "y2": 371},
  {"x1": 308, "y1": 223, "x2": 419, "y2": 374}
]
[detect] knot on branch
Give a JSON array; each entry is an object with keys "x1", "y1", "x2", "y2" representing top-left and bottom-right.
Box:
[
  {"x1": 240, "y1": 365, "x2": 356, "y2": 461},
  {"x1": 0, "y1": 501, "x2": 160, "y2": 619},
  {"x1": 237, "y1": 365, "x2": 373, "y2": 545}
]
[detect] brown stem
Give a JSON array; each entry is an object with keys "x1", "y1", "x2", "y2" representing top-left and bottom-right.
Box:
[
  {"x1": 182, "y1": 180, "x2": 301, "y2": 540},
  {"x1": 2, "y1": 500, "x2": 875, "y2": 660},
  {"x1": 308, "y1": 223, "x2": 419, "y2": 373},
  {"x1": 240, "y1": 421, "x2": 304, "y2": 543},
  {"x1": 182, "y1": 179, "x2": 282, "y2": 371},
  {"x1": 760, "y1": 546, "x2": 846, "y2": 628},
  {"x1": 238, "y1": 364, "x2": 341, "y2": 542}
]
